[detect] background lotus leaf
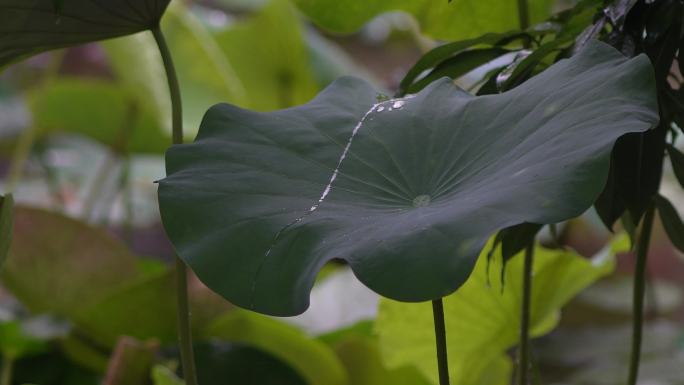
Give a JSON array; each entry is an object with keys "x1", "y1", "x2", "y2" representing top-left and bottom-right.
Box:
[
  {"x1": 292, "y1": 0, "x2": 555, "y2": 40},
  {"x1": 0, "y1": 0, "x2": 170, "y2": 68}
]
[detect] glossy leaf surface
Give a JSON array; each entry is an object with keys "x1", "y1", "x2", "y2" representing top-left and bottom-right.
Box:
[
  {"x1": 0, "y1": 0, "x2": 170, "y2": 68},
  {"x1": 159, "y1": 41, "x2": 658, "y2": 316}
]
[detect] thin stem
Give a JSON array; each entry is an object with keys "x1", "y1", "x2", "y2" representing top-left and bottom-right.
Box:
[
  {"x1": 518, "y1": 243, "x2": 534, "y2": 385},
  {"x1": 152, "y1": 27, "x2": 183, "y2": 145},
  {"x1": 627, "y1": 203, "x2": 656, "y2": 385},
  {"x1": 152, "y1": 26, "x2": 198, "y2": 385},
  {"x1": 119, "y1": 155, "x2": 135, "y2": 246},
  {"x1": 81, "y1": 151, "x2": 117, "y2": 221},
  {"x1": 432, "y1": 299, "x2": 450, "y2": 385},
  {"x1": 517, "y1": 0, "x2": 530, "y2": 31},
  {"x1": 6, "y1": 125, "x2": 37, "y2": 193},
  {"x1": 645, "y1": 264, "x2": 659, "y2": 319},
  {"x1": 0, "y1": 354, "x2": 14, "y2": 385},
  {"x1": 36, "y1": 141, "x2": 66, "y2": 212}
]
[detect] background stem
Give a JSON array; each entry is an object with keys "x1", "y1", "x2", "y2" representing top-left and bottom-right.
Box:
[
  {"x1": 152, "y1": 26, "x2": 199, "y2": 385},
  {"x1": 518, "y1": 243, "x2": 534, "y2": 385},
  {"x1": 517, "y1": 0, "x2": 530, "y2": 30},
  {"x1": 627, "y1": 203, "x2": 656, "y2": 385},
  {"x1": 6, "y1": 126, "x2": 36, "y2": 193},
  {"x1": 81, "y1": 151, "x2": 117, "y2": 221},
  {"x1": 432, "y1": 298, "x2": 450, "y2": 385},
  {"x1": 0, "y1": 354, "x2": 14, "y2": 385}
]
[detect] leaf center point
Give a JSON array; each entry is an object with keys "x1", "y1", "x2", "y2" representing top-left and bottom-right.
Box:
[{"x1": 413, "y1": 194, "x2": 431, "y2": 207}]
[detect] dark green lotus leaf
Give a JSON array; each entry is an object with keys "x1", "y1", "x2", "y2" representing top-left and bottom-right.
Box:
[
  {"x1": 158, "y1": 41, "x2": 658, "y2": 316},
  {"x1": 0, "y1": 0, "x2": 170, "y2": 68}
]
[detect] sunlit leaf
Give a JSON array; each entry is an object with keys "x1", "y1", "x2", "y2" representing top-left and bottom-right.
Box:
[
  {"x1": 213, "y1": 0, "x2": 319, "y2": 111},
  {"x1": 292, "y1": 0, "x2": 555, "y2": 40},
  {"x1": 319, "y1": 322, "x2": 432, "y2": 385},
  {"x1": 103, "y1": 2, "x2": 247, "y2": 137},
  {"x1": 152, "y1": 366, "x2": 184, "y2": 385},
  {"x1": 207, "y1": 310, "x2": 348, "y2": 385},
  {"x1": 375, "y1": 237, "x2": 625, "y2": 385},
  {"x1": 0, "y1": 321, "x2": 49, "y2": 359},
  {"x1": 28, "y1": 79, "x2": 169, "y2": 153}
]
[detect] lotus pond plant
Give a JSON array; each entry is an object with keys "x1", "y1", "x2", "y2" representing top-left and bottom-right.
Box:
[{"x1": 1, "y1": 0, "x2": 682, "y2": 384}]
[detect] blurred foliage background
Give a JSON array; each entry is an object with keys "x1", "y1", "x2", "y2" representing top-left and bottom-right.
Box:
[{"x1": 1, "y1": 0, "x2": 684, "y2": 384}]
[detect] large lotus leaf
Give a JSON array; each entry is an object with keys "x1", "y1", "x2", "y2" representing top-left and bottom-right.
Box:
[
  {"x1": 293, "y1": 0, "x2": 554, "y2": 41},
  {"x1": 158, "y1": 41, "x2": 658, "y2": 316},
  {"x1": 0, "y1": 0, "x2": 170, "y2": 69}
]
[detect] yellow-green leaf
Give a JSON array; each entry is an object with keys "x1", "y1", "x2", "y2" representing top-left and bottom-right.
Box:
[{"x1": 375, "y1": 236, "x2": 627, "y2": 385}]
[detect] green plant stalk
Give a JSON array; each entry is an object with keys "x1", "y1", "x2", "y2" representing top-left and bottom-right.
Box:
[
  {"x1": 627, "y1": 203, "x2": 656, "y2": 385},
  {"x1": 432, "y1": 298, "x2": 450, "y2": 385},
  {"x1": 81, "y1": 151, "x2": 117, "y2": 220},
  {"x1": 119, "y1": 155, "x2": 135, "y2": 246},
  {"x1": 518, "y1": 243, "x2": 534, "y2": 385},
  {"x1": 152, "y1": 26, "x2": 199, "y2": 385},
  {"x1": 0, "y1": 354, "x2": 13, "y2": 385},
  {"x1": 6, "y1": 125, "x2": 37, "y2": 193},
  {"x1": 36, "y1": 140, "x2": 66, "y2": 212},
  {"x1": 517, "y1": 0, "x2": 530, "y2": 30}
]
